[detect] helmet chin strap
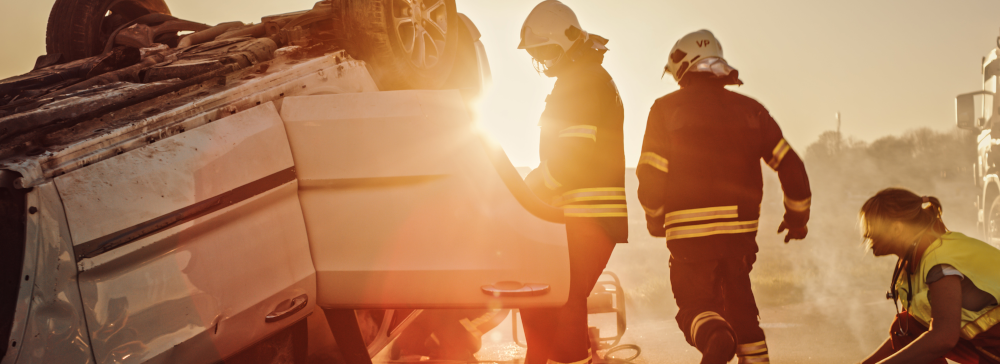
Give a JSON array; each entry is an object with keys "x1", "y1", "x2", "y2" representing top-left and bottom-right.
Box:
[{"x1": 531, "y1": 49, "x2": 566, "y2": 75}]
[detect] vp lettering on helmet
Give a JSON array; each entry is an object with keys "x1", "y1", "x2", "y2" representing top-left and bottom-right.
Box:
[{"x1": 662, "y1": 29, "x2": 736, "y2": 83}]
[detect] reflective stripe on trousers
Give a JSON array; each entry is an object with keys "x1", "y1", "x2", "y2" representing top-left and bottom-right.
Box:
[
  {"x1": 690, "y1": 311, "x2": 727, "y2": 348},
  {"x1": 737, "y1": 340, "x2": 769, "y2": 364},
  {"x1": 739, "y1": 353, "x2": 770, "y2": 364}
]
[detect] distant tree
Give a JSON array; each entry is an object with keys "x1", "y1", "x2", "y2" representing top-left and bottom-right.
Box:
[{"x1": 802, "y1": 127, "x2": 977, "y2": 226}]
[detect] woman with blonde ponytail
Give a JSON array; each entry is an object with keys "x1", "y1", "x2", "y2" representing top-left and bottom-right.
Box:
[{"x1": 859, "y1": 188, "x2": 1000, "y2": 364}]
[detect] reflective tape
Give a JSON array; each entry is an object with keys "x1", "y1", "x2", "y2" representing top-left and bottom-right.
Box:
[
  {"x1": 558, "y1": 187, "x2": 626, "y2": 206},
  {"x1": 738, "y1": 353, "x2": 770, "y2": 364},
  {"x1": 664, "y1": 205, "x2": 738, "y2": 227},
  {"x1": 783, "y1": 195, "x2": 811, "y2": 212},
  {"x1": 737, "y1": 340, "x2": 768, "y2": 356},
  {"x1": 558, "y1": 125, "x2": 598, "y2": 142},
  {"x1": 642, "y1": 204, "x2": 665, "y2": 217},
  {"x1": 540, "y1": 161, "x2": 562, "y2": 190},
  {"x1": 767, "y1": 139, "x2": 791, "y2": 170},
  {"x1": 961, "y1": 305, "x2": 1000, "y2": 340},
  {"x1": 666, "y1": 220, "x2": 759, "y2": 241},
  {"x1": 638, "y1": 152, "x2": 669, "y2": 173},
  {"x1": 690, "y1": 311, "x2": 726, "y2": 347},
  {"x1": 563, "y1": 204, "x2": 628, "y2": 218}
]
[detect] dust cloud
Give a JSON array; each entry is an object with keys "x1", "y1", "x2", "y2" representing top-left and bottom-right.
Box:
[
  {"x1": 593, "y1": 127, "x2": 978, "y2": 363},
  {"x1": 482, "y1": 127, "x2": 979, "y2": 363}
]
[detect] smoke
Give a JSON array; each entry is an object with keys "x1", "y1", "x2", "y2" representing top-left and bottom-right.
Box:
[{"x1": 599, "y1": 127, "x2": 979, "y2": 362}]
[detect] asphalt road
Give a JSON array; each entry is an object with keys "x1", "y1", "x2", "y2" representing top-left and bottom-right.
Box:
[
  {"x1": 373, "y1": 170, "x2": 972, "y2": 364},
  {"x1": 462, "y1": 294, "x2": 895, "y2": 364}
]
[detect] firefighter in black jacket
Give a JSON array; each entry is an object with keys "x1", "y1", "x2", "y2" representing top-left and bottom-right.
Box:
[
  {"x1": 637, "y1": 30, "x2": 811, "y2": 364},
  {"x1": 518, "y1": 2, "x2": 628, "y2": 364}
]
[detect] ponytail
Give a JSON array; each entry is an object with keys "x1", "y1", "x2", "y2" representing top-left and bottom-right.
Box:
[{"x1": 860, "y1": 188, "x2": 946, "y2": 243}]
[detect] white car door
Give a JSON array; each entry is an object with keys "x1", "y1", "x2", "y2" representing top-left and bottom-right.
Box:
[
  {"x1": 55, "y1": 103, "x2": 315, "y2": 363},
  {"x1": 280, "y1": 90, "x2": 570, "y2": 309}
]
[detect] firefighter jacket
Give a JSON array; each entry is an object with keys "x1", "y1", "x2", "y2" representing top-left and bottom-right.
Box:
[
  {"x1": 527, "y1": 53, "x2": 628, "y2": 244},
  {"x1": 897, "y1": 232, "x2": 1000, "y2": 340},
  {"x1": 637, "y1": 75, "x2": 811, "y2": 260}
]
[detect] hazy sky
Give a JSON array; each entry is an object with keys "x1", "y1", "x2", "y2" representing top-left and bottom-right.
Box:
[{"x1": 2, "y1": 0, "x2": 999, "y2": 167}]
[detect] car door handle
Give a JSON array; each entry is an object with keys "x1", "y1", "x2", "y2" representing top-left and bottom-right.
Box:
[
  {"x1": 265, "y1": 294, "x2": 309, "y2": 323},
  {"x1": 481, "y1": 282, "x2": 550, "y2": 297}
]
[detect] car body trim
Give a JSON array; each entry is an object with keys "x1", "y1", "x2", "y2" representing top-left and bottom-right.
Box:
[{"x1": 72, "y1": 166, "x2": 296, "y2": 260}]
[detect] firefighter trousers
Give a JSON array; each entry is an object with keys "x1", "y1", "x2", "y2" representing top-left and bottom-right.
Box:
[
  {"x1": 521, "y1": 220, "x2": 616, "y2": 364},
  {"x1": 670, "y1": 253, "x2": 768, "y2": 361}
]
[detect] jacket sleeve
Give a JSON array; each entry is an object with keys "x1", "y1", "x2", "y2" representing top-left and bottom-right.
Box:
[
  {"x1": 637, "y1": 103, "x2": 670, "y2": 236},
  {"x1": 535, "y1": 79, "x2": 611, "y2": 194},
  {"x1": 759, "y1": 108, "x2": 812, "y2": 228}
]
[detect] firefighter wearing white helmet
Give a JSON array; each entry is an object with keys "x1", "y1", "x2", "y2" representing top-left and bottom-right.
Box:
[
  {"x1": 662, "y1": 29, "x2": 742, "y2": 86},
  {"x1": 519, "y1": 2, "x2": 628, "y2": 364},
  {"x1": 637, "y1": 29, "x2": 812, "y2": 364},
  {"x1": 518, "y1": 0, "x2": 609, "y2": 75}
]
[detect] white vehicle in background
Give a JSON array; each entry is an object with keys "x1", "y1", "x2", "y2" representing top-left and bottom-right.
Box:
[
  {"x1": 0, "y1": 0, "x2": 573, "y2": 363},
  {"x1": 957, "y1": 31, "x2": 1000, "y2": 249}
]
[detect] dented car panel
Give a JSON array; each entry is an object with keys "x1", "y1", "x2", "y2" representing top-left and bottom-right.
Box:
[{"x1": 60, "y1": 103, "x2": 314, "y2": 363}]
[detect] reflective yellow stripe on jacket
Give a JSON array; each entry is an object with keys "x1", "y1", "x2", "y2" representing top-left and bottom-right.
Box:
[
  {"x1": 664, "y1": 206, "x2": 738, "y2": 227},
  {"x1": 638, "y1": 152, "x2": 668, "y2": 173},
  {"x1": 559, "y1": 187, "x2": 627, "y2": 217},
  {"x1": 666, "y1": 220, "x2": 759, "y2": 240},
  {"x1": 557, "y1": 187, "x2": 626, "y2": 205},
  {"x1": 558, "y1": 125, "x2": 597, "y2": 142},
  {"x1": 783, "y1": 195, "x2": 811, "y2": 212},
  {"x1": 563, "y1": 204, "x2": 628, "y2": 218},
  {"x1": 766, "y1": 139, "x2": 790, "y2": 170}
]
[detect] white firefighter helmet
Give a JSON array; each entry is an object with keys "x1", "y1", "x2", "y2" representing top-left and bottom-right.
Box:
[
  {"x1": 663, "y1": 29, "x2": 738, "y2": 83},
  {"x1": 518, "y1": 0, "x2": 587, "y2": 55}
]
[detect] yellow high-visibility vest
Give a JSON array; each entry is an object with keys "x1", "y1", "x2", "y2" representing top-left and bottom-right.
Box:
[{"x1": 897, "y1": 232, "x2": 1000, "y2": 340}]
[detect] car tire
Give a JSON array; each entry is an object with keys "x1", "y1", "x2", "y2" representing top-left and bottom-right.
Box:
[
  {"x1": 339, "y1": 0, "x2": 459, "y2": 90},
  {"x1": 45, "y1": 0, "x2": 171, "y2": 62},
  {"x1": 988, "y1": 195, "x2": 1000, "y2": 249}
]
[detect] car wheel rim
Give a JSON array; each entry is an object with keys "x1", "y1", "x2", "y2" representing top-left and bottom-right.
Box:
[{"x1": 392, "y1": 0, "x2": 448, "y2": 69}]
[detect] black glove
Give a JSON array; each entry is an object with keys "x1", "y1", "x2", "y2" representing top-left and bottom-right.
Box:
[
  {"x1": 777, "y1": 221, "x2": 807, "y2": 243},
  {"x1": 524, "y1": 168, "x2": 557, "y2": 203},
  {"x1": 646, "y1": 216, "x2": 666, "y2": 238}
]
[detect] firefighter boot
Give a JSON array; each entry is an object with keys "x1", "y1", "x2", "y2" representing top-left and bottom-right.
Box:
[
  {"x1": 699, "y1": 331, "x2": 736, "y2": 364},
  {"x1": 689, "y1": 311, "x2": 736, "y2": 364}
]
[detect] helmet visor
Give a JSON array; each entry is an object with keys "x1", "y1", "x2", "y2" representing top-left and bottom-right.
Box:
[{"x1": 527, "y1": 44, "x2": 563, "y2": 62}]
